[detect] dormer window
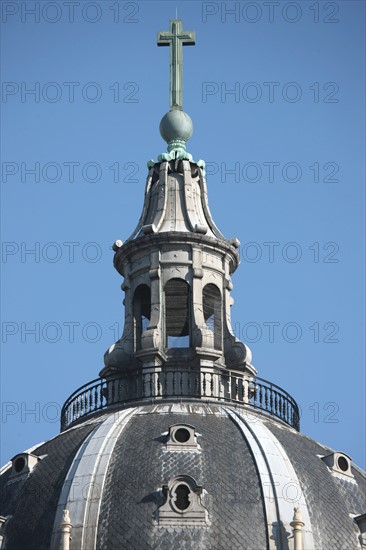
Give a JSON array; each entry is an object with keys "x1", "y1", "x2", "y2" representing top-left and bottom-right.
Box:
[
  {"x1": 157, "y1": 475, "x2": 207, "y2": 526},
  {"x1": 9, "y1": 453, "x2": 40, "y2": 479},
  {"x1": 166, "y1": 424, "x2": 198, "y2": 450},
  {"x1": 321, "y1": 452, "x2": 353, "y2": 478}
]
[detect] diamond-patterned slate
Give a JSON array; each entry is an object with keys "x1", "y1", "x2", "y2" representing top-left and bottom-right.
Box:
[
  {"x1": 0, "y1": 422, "x2": 99, "y2": 550},
  {"x1": 266, "y1": 420, "x2": 365, "y2": 549},
  {"x1": 1, "y1": 403, "x2": 365, "y2": 550},
  {"x1": 97, "y1": 404, "x2": 268, "y2": 550}
]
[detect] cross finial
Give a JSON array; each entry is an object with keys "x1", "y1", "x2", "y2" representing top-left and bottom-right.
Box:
[{"x1": 157, "y1": 20, "x2": 195, "y2": 111}]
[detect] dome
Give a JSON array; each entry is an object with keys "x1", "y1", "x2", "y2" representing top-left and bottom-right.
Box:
[
  {"x1": 121, "y1": 160, "x2": 233, "y2": 241},
  {"x1": 1, "y1": 403, "x2": 365, "y2": 549}
]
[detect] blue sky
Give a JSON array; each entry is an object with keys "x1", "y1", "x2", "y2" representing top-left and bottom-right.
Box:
[{"x1": 1, "y1": 0, "x2": 365, "y2": 468}]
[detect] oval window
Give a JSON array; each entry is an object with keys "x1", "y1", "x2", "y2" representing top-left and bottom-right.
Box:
[
  {"x1": 175, "y1": 484, "x2": 190, "y2": 511},
  {"x1": 337, "y1": 456, "x2": 348, "y2": 472},
  {"x1": 14, "y1": 456, "x2": 26, "y2": 473},
  {"x1": 174, "y1": 428, "x2": 190, "y2": 443}
]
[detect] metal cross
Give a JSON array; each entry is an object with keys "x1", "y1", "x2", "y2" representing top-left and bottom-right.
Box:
[{"x1": 157, "y1": 20, "x2": 195, "y2": 111}]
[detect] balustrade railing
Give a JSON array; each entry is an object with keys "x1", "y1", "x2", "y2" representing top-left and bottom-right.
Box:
[{"x1": 60, "y1": 369, "x2": 300, "y2": 431}]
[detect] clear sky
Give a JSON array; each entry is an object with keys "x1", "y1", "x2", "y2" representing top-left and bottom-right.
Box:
[{"x1": 1, "y1": 0, "x2": 365, "y2": 469}]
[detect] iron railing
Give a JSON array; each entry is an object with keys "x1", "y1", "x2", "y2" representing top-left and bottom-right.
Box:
[{"x1": 60, "y1": 369, "x2": 300, "y2": 431}]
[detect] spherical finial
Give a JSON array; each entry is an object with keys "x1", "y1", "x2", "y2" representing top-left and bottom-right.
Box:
[{"x1": 159, "y1": 110, "x2": 193, "y2": 144}]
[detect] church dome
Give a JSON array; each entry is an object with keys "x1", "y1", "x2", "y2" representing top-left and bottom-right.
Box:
[
  {"x1": 1, "y1": 17, "x2": 365, "y2": 550},
  {"x1": 1, "y1": 403, "x2": 365, "y2": 549}
]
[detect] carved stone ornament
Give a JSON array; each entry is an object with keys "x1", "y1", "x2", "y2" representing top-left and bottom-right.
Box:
[{"x1": 157, "y1": 475, "x2": 208, "y2": 526}]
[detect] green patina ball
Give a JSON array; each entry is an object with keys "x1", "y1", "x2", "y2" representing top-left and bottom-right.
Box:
[{"x1": 159, "y1": 110, "x2": 193, "y2": 143}]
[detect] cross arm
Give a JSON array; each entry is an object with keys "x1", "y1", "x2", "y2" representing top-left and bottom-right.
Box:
[
  {"x1": 157, "y1": 32, "x2": 172, "y2": 46},
  {"x1": 157, "y1": 31, "x2": 196, "y2": 47}
]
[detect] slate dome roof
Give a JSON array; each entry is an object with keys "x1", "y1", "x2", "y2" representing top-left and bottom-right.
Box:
[{"x1": 1, "y1": 402, "x2": 365, "y2": 550}]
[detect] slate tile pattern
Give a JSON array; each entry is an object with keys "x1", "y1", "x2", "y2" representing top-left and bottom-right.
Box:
[
  {"x1": 97, "y1": 404, "x2": 268, "y2": 550},
  {"x1": 0, "y1": 422, "x2": 98, "y2": 550},
  {"x1": 267, "y1": 421, "x2": 365, "y2": 549},
  {"x1": 1, "y1": 404, "x2": 365, "y2": 550}
]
